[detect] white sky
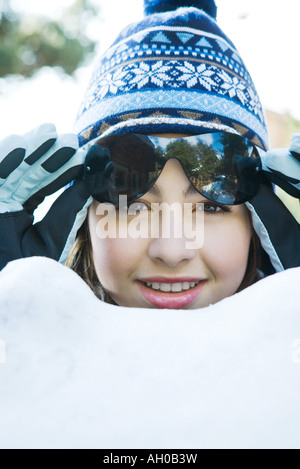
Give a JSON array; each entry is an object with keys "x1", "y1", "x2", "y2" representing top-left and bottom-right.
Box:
[{"x1": 1, "y1": 0, "x2": 300, "y2": 137}]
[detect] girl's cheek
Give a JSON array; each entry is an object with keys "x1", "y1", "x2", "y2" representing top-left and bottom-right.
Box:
[
  {"x1": 92, "y1": 237, "x2": 125, "y2": 277},
  {"x1": 202, "y1": 216, "x2": 251, "y2": 279},
  {"x1": 91, "y1": 234, "x2": 147, "y2": 289},
  {"x1": 89, "y1": 205, "x2": 147, "y2": 268}
]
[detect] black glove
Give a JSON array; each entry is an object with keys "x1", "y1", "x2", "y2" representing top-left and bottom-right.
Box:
[
  {"x1": 0, "y1": 123, "x2": 92, "y2": 270},
  {"x1": 248, "y1": 134, "x2": 300, "y2": 274},
  {"x1": 246, "y1": 185, "x2": 300, "y2": 274},
  {"x1": 261, "y1": 134, "x2": 300, "y2": 198}
]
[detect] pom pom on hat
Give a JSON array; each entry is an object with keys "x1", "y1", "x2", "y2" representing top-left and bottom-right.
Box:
[{"x1": 144, "y1": 0, "x2": 217, "y2": 19}]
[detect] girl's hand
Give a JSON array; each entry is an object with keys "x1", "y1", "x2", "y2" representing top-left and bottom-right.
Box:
[
  {"x1": 261, "y1": 134, "x2": 300, "y2": 199},
  {"x1": 0, "y1": 123, "x2": 92, "y2": 270},
  {"x1": 248, "y1": 136, "x2": 300, "y2": 274}
]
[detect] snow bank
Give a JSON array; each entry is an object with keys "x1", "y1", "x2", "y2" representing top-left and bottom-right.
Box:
[{"x1": 0, "y1": 257, "x2": 299, "y2": 449}]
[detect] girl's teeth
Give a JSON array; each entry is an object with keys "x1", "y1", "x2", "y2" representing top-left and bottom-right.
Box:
[
  {"x1": 145, "y1": 281, "x2": 200, "y2": 292},
  {"x1": 160, "y1": 283, "x2": 171, "y2": 292}
]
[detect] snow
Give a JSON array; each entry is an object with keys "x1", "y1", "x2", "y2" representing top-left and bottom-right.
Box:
[{"x1": 0, "y1": 257, "x2": 299, "y2": 449}]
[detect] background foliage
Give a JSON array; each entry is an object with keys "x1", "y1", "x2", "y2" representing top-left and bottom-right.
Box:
[{"x1": 0, "y1": 0, "x2": 99, "y2": 77}]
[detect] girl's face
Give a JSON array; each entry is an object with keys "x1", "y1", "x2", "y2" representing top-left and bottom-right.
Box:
[{"x1": 88, "y1": 139, "x2": 252, "y2": 309}]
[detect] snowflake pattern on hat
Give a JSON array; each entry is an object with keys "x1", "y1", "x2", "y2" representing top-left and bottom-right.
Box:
[{"x1": 74, "y1": 12, "x2": 268, "y2": 150}]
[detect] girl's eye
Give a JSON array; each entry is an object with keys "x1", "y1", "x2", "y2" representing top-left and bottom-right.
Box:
[
  {"x1": 203, "y1": 203, "x2": 230, "y2": 214},
  {"x1": 128, "y1": 202, "x2": 149, "y2": 214}
]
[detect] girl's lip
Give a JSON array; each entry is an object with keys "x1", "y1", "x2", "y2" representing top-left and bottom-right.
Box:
[{"x1": 136, "y1": 280, "x2": 207, "y2": 309}]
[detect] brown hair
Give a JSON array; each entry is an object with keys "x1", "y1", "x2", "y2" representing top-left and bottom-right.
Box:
[
  {"x1": 66, "y1": 218, "x2": 263, "y2": 303},
  {"x1": 236, "y1": 228, "x2": 262, "y2": 292},
  {"x1": 66, "y1": 219, "x2": 116, "y2": 304}
]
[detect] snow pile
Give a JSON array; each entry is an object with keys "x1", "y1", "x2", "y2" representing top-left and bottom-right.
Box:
[{"x1": 0, "y1": 257, "x2": 299, "y2": 449}]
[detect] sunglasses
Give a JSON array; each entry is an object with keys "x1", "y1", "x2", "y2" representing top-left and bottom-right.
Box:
[{"x1": 83, "y1": 132, "x2": 263, "y2": 206}]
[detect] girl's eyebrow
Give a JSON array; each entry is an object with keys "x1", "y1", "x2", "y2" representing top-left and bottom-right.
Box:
[
  {"x1": 184, "y1": 185, "x2": 200, "y2": 197},
  {"x1": 147, "y1": 183, "x2": 161, "y2": 197}
]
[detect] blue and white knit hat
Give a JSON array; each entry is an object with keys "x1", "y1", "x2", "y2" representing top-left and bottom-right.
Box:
[{"x1": 74, "y1": 0, "x2": 268, "y2": 150}]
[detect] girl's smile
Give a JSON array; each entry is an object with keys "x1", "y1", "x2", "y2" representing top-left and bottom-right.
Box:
[{"x1": 136, "y1": 277, "x2": 208, "y2": 309}]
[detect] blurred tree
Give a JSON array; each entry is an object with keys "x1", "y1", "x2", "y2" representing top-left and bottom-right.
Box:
[
  {"x1": 0, "y1": 0, "x2": 99, "y2": 78},
  {"x1": 164, "y1": 139, "x2": 199, "y2": 175},
  {"x1": 194, "y1": 141, "x2": 219, "y2": 184},
  {"x1": 164, "y1": 139, "x2": 220, "y2": 186}
]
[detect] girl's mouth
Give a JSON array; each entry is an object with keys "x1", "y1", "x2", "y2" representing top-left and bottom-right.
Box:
[
  {"x1": 136, "y1": 277, "x2": 207, "y2": 309},
  {"x1": 145, "y1": 280, "x2": 201, "y2": 292}
]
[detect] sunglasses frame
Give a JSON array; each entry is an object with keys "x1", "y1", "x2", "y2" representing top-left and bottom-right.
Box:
[{"x1": 83, "y1": 131, "x2": 264, "y2": 206}]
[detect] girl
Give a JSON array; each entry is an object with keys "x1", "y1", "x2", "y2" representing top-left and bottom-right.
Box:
[{"x1": 0, "y1": 0, "x2": 299, "y2": 309}]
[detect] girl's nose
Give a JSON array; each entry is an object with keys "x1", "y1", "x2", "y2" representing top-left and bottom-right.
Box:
[{"x1": 148, "y1": 234, "x2": 196, "y2": 268}]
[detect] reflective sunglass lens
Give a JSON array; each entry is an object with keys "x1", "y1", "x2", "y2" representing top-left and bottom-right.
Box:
[{"x1": 84, "y1": 132, "x2": 262, "y2": 205}]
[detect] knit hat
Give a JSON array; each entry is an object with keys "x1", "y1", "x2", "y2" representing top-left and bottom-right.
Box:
[{"x1": 74, "y1": 0, "x2": 268, "y2": 150}]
